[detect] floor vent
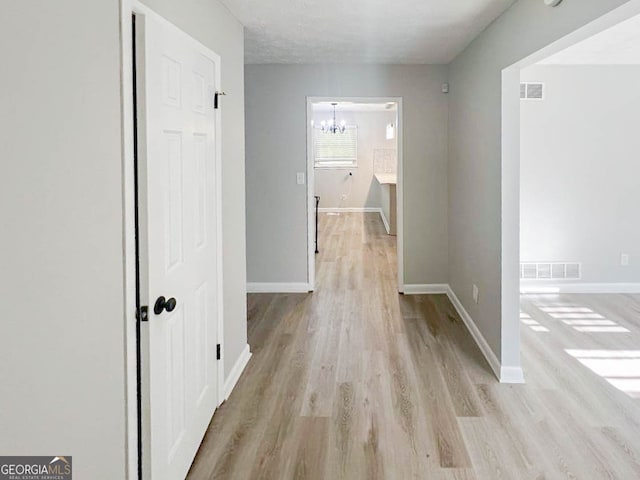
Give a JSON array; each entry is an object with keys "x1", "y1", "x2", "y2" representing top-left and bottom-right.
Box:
[
  {"x1": 520, "y1": 82, "x2": 544, "y2": 100},
  {"x1": 520, "y1": 262, "x2": 581, "y2": 280}
]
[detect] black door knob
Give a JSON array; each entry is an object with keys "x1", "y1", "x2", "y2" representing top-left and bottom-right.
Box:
[{"x1": 154, "y1": 296, "x2": 177, "y2": 315}]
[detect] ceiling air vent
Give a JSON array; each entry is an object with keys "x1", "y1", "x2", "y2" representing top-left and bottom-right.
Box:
[
  {"x1": 520, "y1": 82, "x2": 544, "y2": 100},
  {"x1": 520, "y1": 262, "x2": 581, "y2": 280}
]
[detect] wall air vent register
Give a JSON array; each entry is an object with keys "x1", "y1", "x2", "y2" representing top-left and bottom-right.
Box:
[
  {"x1": 520, "y1": 262, "x2": 581, "y2": 280},
  {"x1": 520, "y1": 82, "x2": 544, "y2": 100}
]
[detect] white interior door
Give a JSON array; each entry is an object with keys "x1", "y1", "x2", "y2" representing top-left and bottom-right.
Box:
[{"x1": 136, "y1": 9, "x2": 222, "y2": 480}]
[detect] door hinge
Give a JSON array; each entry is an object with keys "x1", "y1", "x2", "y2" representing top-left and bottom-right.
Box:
[
  {"x1": 137, "y1": 306, "x2": 149, "y2": 322},
  {"x1": 214, "y1": 91, "x2": 226, "y2": 109},
  {"x1": 216, "y1": 344, "x2": 221, "y2": 360}
]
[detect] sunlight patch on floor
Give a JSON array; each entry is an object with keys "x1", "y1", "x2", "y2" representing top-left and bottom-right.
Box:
[
  {"x1": 573, "y1": 326, "x2": 630, "y2": 333},
  {"x1": 530, "y1": 325, "x2": 550, "y2": 332},
  {"x1": 562, "y1": 320, "x2": 616, "y2": 326},
  {"x1": 534, "y1": 303, "x2": 630, "y2": 333},
  {"x1": 565, "y1": 349, "x2": 640, "y2": 398},
  {"x1": 520, "y1": 310, "x2": 550, "y2": 333}
]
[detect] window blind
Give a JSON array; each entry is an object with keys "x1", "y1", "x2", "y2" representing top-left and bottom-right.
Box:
[{"x1": 314, "y1": 126, "x2": 357, "y2": 167}]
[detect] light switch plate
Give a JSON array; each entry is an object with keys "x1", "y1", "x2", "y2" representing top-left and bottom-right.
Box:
[
  {"x1": 296, "y1": 172, "x2": 305, "y2": 185},
  {"x1": 621, "y1": 253, "x2": 630, "y2": 266}
]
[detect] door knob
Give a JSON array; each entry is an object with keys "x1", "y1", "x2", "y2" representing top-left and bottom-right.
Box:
[{"x1": 154, "y1": 296, "x2": 177, "y2": 315}]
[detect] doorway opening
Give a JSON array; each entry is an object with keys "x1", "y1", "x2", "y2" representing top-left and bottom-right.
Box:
[
  {"x1": 306, "y1": 97, "x2": 403, "y2": 292},
  {"x1": 518, "y1": 13, "x2": 640, "y2": 400},
  {"x1": 500, "y1": 1, "x2": 640, "y2": 382}
]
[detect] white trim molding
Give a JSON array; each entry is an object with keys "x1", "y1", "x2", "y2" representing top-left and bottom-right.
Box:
[
  {"x1": 403, "y1": 284, "x2": 449, "y2": 295},
  {"x1": 446, "y1": 286, "x2": 525, "y2": 384},
  {"x1": 223, "y1": 344, "x2": 252, "y2": 401},
  {"x1": 318, "y1": 207, "x2": 381, "y2": 213},
  {"x1": 520, "y1": 283, "x2": 640, "y2": 294},
  {"x1": 379, "y1": 209, "x2": 390, "y2": 235},
  {"x1": 499, "y1": 366, "x2": 526, "y2": 384},
  {"x1": 247, "y1": 282, "x2": 312, "y2": 293}
]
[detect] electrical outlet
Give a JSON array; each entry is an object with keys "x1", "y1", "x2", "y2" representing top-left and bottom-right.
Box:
[
  {"x1": 341, "y1": 194, "x2": 348, "y2": 201},
  {"x1": 473, "y1": 284, "x2": 479, "y2": 304},
  {"x1": 621, "y1": 253, "x2": 630, "y2": 267}
]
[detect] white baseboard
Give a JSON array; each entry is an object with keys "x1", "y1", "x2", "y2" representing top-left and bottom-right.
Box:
[
  {"x1": 446, "y1": 286, "x2": 525, "y2": 384},
  {"x1": 379, "y1": 209, "x2": 390, "y2": 234},
  {"x1": 318, "y1": 207, "x2": 381, "y2": 213},
  {"x1": 499, "y1": 366, "x2": 525, "y2": 384},
  {"x1": 247, "y1": 282, "x2": 312, "y2": 293},
  {"x1": 403, "y1": 284, "x2": 449, "y2": 294},
  {"x1": 520, "y1": 282, "x2": 640, "y2": 294},
  {"x1": 223, "y1": 344, "x2": 252, "y2": 401}
]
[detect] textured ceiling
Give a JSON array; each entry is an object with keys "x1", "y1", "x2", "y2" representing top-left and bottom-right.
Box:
[
  {"x1": 539, "y1": 14, "x2": 640, "y2": 65},
  {"x1": 220, "y1": 0, "x2": 516, "y2": 64}
]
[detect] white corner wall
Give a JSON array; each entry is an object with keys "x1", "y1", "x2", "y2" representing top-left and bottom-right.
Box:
[
  {"x1": 245, "y1": 64, "x2": 449, "y2": 286},
  {"x1": 0, "y1": 1, "x2": 127, "y2": 478},
  {"x1": 521, "y1": 64, "x2": 640, "y2": 285},
  {"x1": 314, "y1": 109, "x2": 396, "y2": 210},
  {"x1": 448, "y1": 0, "x2": 633, "y2": 370},
  {"x1": 140, "y1": 0, "x2": 248, "y2": 379}
]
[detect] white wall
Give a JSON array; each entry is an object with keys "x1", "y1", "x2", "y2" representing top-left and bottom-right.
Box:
[
  {"x1": 140, "y1": 0, "x2": 248, "y2": 379},
  {"x1": 380, "y1": 184, "x2": 393, "y2": 232},
  {"x1": 314, "y1": 109, "x2": 396, "y2": 209},
  {"x1": 448, "y1": 0, "x2": 633, "y2": 369},
  {"x1": 0, "y1": 1, "x2": 127, "y2": 478},
  {"x1": 521, "y1": 64, "x2": 640, "y2": 284},
  {"x1": 0, "y1": 0, "x2": 246, "y2": 478},
  {"x1": 245, "y1": 64, "x2": 449, "y2": 286}
]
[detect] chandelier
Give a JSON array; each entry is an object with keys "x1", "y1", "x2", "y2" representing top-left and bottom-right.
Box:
[{"x1": 321, "y1": 103, "x2": 346, "y2": 134}]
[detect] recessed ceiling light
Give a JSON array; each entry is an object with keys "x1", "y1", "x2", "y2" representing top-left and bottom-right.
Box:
[{"x1": 544, "y1": 0, "x2": 563, "y2": 6}]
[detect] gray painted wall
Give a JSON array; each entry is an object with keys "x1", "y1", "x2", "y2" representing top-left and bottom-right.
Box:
[
  {"x1": 0, "y1": 1, "x2": 127, "y2": 478},
  {"x1": 521, "y1": 64, "x2": 640, "y2": 284},
  {"x1": 314, "y1": 110, "x2": 396, "y2": 210},
  {"x1": 448, "y1": 0, "x2": 632, "y2": 363},
  {"x1": 141, "y1": 0, "x2": 248, "y2": 379},
  {"x1": 245, "y1": 64, "x2": 449, "y2": 286},
  {"x1": 0, "y1": 0, "x2": 246, "y2": 477}
]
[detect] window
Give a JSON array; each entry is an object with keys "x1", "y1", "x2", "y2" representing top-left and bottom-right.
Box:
[{"x1": 313, "y1": 125, "x2": 357, "y2": 168}]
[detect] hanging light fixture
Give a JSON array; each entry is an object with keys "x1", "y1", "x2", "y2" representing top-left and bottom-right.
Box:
[{"x1": 321, "y1": 103, "x2": 346, "y2": 134}]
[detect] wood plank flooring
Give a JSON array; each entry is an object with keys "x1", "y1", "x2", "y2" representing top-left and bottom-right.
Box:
[{"x1": 187, "y1": 212, "x2": 640, "y2": 479}]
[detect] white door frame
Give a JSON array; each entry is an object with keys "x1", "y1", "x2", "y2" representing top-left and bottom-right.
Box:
[
  {"x1": 120, "y1": 2, "x2": 225, "y2": 477},
  {"x1": 499, "y1": 1, "x2": 640, "y2": 379},
  {"x1": 306, "y1": 96, "x2": 404, "y2": 292}
]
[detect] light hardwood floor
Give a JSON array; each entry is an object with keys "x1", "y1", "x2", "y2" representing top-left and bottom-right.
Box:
[{"x1": 187, "y1": 212, "x2": 640, "y2": 479}]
